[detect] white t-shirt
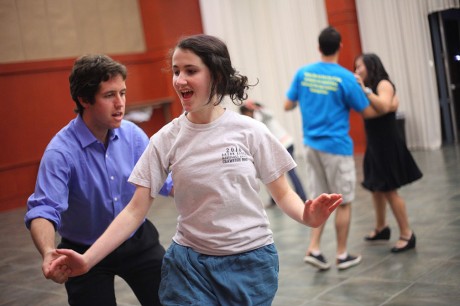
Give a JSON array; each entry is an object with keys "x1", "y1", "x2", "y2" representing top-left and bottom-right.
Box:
[{"x1": 129, "y1": 109, "x2": 296, "y2": 255}]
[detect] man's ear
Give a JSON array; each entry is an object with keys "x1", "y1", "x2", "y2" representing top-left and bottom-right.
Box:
[{"x1": 78, "y1": 97, "x2": 89, "y2": 108}]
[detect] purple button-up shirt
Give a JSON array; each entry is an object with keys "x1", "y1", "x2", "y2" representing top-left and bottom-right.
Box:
[{"x1": 25, "y1": 115, "x2": 171, "y2": 245}]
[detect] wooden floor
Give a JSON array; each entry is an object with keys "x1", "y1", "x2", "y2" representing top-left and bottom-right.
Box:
[{"x1": 1, "y1": 145, "x2": 460, "y2": 305}]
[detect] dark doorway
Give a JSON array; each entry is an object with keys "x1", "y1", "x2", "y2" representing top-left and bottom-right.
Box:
[{"x1": 429, "y1": 8, "x2": 460, "y2": 145}]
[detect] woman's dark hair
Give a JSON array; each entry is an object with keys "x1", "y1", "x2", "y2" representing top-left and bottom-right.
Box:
[
  {"x1": 172, "y1": 34, "x2": 254, "y2": 106},
  {"x1": 355, "y1": 53, "x2": 394, "y2": 92},
  {"x1": 318, "y1": 26, "x2": 341, "y2": 56},
  {"x1": 69, "y1": 54, "x2": 127, "y2": 114}
]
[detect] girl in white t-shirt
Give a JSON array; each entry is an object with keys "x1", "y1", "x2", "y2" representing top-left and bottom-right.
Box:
[{"x1": 51, "y1": 34, "x2": 342, "y2": 306}]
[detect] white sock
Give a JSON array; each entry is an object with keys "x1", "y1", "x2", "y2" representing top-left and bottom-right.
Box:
[
  {"x1": 337, "y1": 252, "x2": 348, "y2": 260},
  {"x1": 310, "y1": 250, "x2": 321, "y2": 256}
]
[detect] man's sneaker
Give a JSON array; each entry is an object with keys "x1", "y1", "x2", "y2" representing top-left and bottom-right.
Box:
[
  {"x1": 303, "y1": 252, "x2": 331, "y2": 270},
  {"x1": 336, "y1": 254, "x2": 362, "y2": 270}
]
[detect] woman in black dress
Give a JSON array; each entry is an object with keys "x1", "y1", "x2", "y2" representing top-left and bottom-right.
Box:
[{"x1": 354, "y1": 53, "x2": 422, "y2": 253}]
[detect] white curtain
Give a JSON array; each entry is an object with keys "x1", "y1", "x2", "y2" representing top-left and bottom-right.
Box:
[
  {"x1": 199, "y1": 0, "x2": 328, "y2": 156},
  {"x1": 356, "y1": 0, "x2": 460, "y2": 150},
  {"x1": 427, "y1": 0, "x2": 460, "y2": 13},
  {"x1": 199, "y1": 0, "x2": 459, "y2": 151}
]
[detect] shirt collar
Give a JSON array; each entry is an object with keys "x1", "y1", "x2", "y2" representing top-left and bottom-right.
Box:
[{"x1": 74, "y1": 115, "x2": 119, "y2": 148}]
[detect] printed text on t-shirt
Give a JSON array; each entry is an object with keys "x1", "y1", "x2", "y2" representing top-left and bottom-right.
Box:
[
  {"x1": 221, "y1": 145, "x2": 249, "y2": 164},
  {"x1": 301, "y1": 72, "x2": 342, "y2": 95}
]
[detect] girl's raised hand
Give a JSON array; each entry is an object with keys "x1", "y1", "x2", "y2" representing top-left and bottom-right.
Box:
[{"x1": 303, "y1": 193, "x2": 342, "y2": 227}]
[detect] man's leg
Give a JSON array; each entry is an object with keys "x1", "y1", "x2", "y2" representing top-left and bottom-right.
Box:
[
  {"x1": 303, "y1": 146, "x2": 331, "y2": 270},
  {"x1": 307, "y1": 225, "x2": 324, "y2": 253},
  {"x1": 326, "y1": 153, "x2": 361, "y2": 270},
  {"x1": 335, "y1": 202, "x2": 351, "y2": 256},
  {"x1": 286, "y1": 145, "x2": 307, "y2": 201},
  {"x1": 335, "y1": 201, "x2": 361, "y2": 270},
  {"x1": 65, "y1": 270, "x2": 117, "y2": 306},
  {"x1": 119, "y1": 219, "x2": 165, "y2": 306},
  {"x1": 59, "y1": 239, "x2": 117, "y2": 306}
]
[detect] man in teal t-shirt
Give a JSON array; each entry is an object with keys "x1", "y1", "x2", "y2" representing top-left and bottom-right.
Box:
[{"x1": 285, "y1": 26, "x2": 379, "y2": 271}]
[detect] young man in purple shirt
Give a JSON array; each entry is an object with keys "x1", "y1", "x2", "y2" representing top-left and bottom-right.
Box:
[{"x1": 25, "y1": 54, "x2": 171, "y2": 306}]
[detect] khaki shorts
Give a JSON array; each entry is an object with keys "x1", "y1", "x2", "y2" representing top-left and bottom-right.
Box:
[{"x1": 304, "y1": 146, "x2": 356, "y2": 204}]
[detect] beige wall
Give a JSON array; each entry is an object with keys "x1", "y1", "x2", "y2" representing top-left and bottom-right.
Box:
[{"x1": 0, "y1": 0, "x2": 146, "y2": 63}]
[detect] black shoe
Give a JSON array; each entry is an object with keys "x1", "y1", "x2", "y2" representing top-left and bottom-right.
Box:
[
  {"x1": 336, "y1": 254, "x2": 362, "y2": 270},
  {"x1": 303, "y1": 252, "x2": 331, "y2": 270},
  {"x1": 364, "y1": 226, "x2": 391, "y2": 241},
  {"x1": 391, "y1": 233, "x2": 416, "y2": 253}
]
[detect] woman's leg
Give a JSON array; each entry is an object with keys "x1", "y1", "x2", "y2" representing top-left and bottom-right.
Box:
[
  {"x1": 384, "y1": 190, "x2": 413, "y2": 248},
  {"x1": 373, "y1": 191, "x2": 388, "y2": 230},
  {"x1": 365, "y1": 191, "x2": 388, "y2": 238}
]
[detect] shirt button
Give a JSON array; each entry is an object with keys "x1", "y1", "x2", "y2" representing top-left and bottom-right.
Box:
[
  {"x1": 114, "y1": 197, "x2": 118, "y2": 201},
  {"x1": 110, "y1": 176, "x2": 114, "y2": 180}
]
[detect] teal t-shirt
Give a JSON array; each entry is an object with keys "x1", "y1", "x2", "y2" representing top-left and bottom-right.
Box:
[{"x1": 286, "y1": 62, "x2": 369, "y2": 155}]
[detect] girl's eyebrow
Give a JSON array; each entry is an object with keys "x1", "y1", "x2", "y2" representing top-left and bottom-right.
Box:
[{"x1": 172, "y1": 64, "x2": 198, "y2": 69}]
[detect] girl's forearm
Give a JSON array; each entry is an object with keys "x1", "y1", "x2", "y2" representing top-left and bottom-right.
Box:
[{"x1": 85, "y1": 187, "x2": 153, "y2": 269}]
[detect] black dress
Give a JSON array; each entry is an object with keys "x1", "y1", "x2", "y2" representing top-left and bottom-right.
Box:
[{"x1": 362, "y1": 112, "x2": 422, "y2": 192}]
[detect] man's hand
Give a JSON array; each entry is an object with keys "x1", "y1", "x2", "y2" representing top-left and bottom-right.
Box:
[
  {"x1": 49, "y1": 249, "x2": 90, "y2": 278},
  {"x1": 42, "y1": 249, "x2": 72, "y2": 284}
]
